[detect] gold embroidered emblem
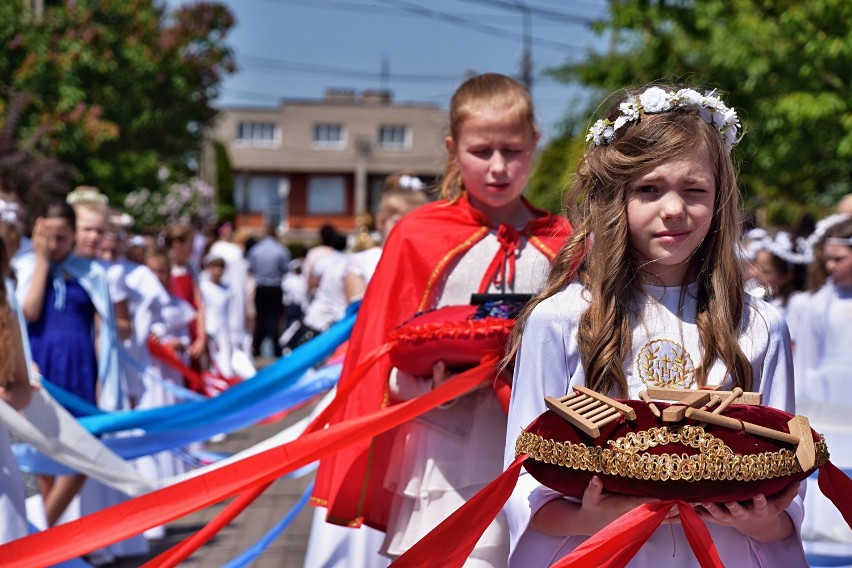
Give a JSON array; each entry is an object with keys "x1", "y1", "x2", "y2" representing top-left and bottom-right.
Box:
[{"x1": 636, "y1": 339, "x2": 695, "y2": 389}]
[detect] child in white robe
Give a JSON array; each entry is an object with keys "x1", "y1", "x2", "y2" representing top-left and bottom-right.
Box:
[{"x1": 505, "y1": 85, "x2": 807, "y2": 567}]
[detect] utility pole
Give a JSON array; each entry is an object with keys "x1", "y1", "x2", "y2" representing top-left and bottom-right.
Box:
[
  {"x1": 513, "y1": 0, "x2": 533, "y2": 92},
  {"x1": 381, "y1": 56, "x2": 389, "y2": 91},
  {"x1": 354, "y1": 136, "x2": 371, "y2": 218}
]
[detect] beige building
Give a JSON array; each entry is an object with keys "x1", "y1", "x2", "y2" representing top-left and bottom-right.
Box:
[{"x1": 209, "y1": 89, "x2": 447, "y2": 236}]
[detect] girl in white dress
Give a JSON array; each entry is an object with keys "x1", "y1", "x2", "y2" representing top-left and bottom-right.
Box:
[
  {"x1": 199, "y1": 255, "x2": 238, "y2": 379},
  {"x1": 795, "y1": 217, "x2": 852, "y2": 554},
  {"x1": 504, "y1": 85, "x2": 807, "y2": 567}
]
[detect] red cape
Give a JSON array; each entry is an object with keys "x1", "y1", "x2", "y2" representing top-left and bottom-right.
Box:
[{"x1": 311, "y1": 194, "x2": 572, "y2": 529}]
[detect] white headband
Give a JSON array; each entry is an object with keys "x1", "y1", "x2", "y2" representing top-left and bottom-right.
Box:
[{"x1": 826, "y1": 236, "x2": 852, "y2": 247}]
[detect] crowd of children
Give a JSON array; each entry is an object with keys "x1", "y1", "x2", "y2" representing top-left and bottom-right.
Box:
[{"x1": 0, "y1": 73, "x2": 850, "y2": 568}]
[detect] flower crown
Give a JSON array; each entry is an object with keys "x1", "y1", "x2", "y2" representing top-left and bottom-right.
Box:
[
  {"x1": 748, "y1": 230, "x2": 811, "y2": 265},
  {"x1": 66, "y1": 186, "x2": 109, "y2": 207},
  {"x1": 586, "y1": 86, "x2": 741, "y2": 150},
  {"x1": 807, "y1": 213, "x2": 850, "y2": 250}
]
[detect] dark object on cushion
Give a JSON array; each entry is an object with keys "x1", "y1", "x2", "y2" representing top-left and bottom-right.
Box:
[
  {"x1": 387, "y1": 300, "x2": 524, "y2": 377},
  {"x1": 516, "y1": 400, "x2": 828, "y2": 503}
]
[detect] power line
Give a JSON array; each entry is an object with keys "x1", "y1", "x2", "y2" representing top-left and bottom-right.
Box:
[
  {"x1": 455, "y1": 0, "x2": 601, "y2": 23},
  {"x1": 375, "y1": 0, "x2": 592, "y2": 53},
  {"x1": 252, "y1": 0, "x2": 597, "y2": 53},
  {"x1": 240, "y1": 55, "x2": 464, "y2": 83}
]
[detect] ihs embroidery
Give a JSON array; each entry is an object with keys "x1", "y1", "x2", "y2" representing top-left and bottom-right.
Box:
[{"x1": 636, "y1": 339, "x2": 695, "y2": 388}]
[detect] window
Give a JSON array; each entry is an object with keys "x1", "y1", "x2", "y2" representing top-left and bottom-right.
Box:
[
  {"x1": 312, "y1": 123, "x2": 346, "y2": 149},
  {"x1": 235, "y1": 175, "x2": 289, "y2": 225},
  {"x1": 236, "y1": 121, "x2": 280, "y2": 147},
  {"x1": 307, "y1": 176, "x2": 346, "y2": 214},
  {"x1": 378, "y1": 124, "x2": 411, "y2": 150}
]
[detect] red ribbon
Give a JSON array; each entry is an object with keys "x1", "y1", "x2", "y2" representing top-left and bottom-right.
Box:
[
  {"x1": 392, "y1": 454, "x2": 528, "y2": 568},
  {"x1": 554, "y1": 501, "x2": 722, "y2": 568},
  {"x1": 142, "y1": 481, "x2": 274, "y2": 568},
  {"x1": 392, "y1": 455, "x2": 724, "y2": 568},
  {"x1": 478, "y1": 224, "x2": 520, "y2": 293},
  {"x1": 147, "y1": 337, "x2": 206, "y2": 393},
  {"x1": 145, "y1": 341, "x2": 398, "y2": 565},
  {"x1": 0, "y1": 355, "x2": 499, "y2": 567},
  {"x1": 818, "y1": 461, "x2": 852, "y2": 529}
]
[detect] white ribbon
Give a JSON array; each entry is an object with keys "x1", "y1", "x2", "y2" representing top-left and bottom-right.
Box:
[{"x1": 0, "y1": 389, "x2": 154, "y2": 496}]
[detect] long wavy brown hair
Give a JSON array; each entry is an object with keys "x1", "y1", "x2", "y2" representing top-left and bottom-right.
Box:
[
  {"x1": 440, "y1": 73, "x2": 538, "y2": 201},
  {"x1": 506, "y1": 85, "x2": 753, "y2": 396}
]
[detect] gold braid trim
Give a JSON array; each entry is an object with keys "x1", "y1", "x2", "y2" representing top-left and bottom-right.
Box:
[{"x1": 516, "y1": 425, "x2": 829, "y2": 483}]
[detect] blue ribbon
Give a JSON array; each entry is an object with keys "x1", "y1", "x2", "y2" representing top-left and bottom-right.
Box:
[
  {"x1": 12, "y1": 301, "x2": 355, "y2": 474},
  {"x1": 80, "y1": 305, "x2": 355, "y2": 436},
  {"x1": 223, "y1": 480, "x2": 315, "y2": 568}
]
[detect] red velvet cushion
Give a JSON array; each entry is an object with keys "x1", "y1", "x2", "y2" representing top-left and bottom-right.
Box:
[
  {"x1": 519, "y1": 400, "x2": 826, "y2": 502},
  {"x1": 387, "y1": 304, "x2": 516, "y2": 377}
]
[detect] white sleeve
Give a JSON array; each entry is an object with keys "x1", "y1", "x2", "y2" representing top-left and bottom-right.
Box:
[
  {"x1": 755, "y1": 306, "x2": 796, "y2": 414},
  {"x1": 107, "y1": 264, "x2": 129, "y2": 303},
  {"x1": 504, "y1": 292, "x2": 578, "y2": 560}
]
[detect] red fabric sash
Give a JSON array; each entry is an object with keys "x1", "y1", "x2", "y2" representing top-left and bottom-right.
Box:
[
  {"x1": 142, "y1": 481, "x2": 274, "y2": 568},
  {"x1": 392, "y1": 455, "x2": 528, "y2": 568},
  {"x1": 553, "y1": 501, "x2": 722, "y2": 568},
  {"x1": 817, "y1": 460, "x2": 852, "y2": 529},
  {"x1": 391, "y1": 454, "x2": 724, "y2": 568},
  {"x1": 144, "y1": 342, "x2": 397, "y2": 565},
  {"x1": 0, "y1": 356, "x2": 498, "y2": 567}
]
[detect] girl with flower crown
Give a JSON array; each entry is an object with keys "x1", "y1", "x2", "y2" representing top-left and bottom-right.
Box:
[
  {"x1": 504, "y1": 84, "x2": 805, "y2": 567},
  {"x1": 744, "y1": 230, "x2": 810, "y2": 343}
]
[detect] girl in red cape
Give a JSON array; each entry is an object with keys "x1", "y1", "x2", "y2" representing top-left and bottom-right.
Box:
[{"x1": 311, "y1": 73, "x2": 572, "y2": 566}]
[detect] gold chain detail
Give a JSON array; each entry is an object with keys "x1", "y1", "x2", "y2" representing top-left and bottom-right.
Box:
[{"x1": 516, "y1": 425, "x2": 829, "y2": 482}]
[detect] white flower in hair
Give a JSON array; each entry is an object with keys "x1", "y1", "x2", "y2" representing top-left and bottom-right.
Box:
[
  {"x1": 674, "y1": 88, "x2": 703, "y2": 106},
  {"x1": 587, "y1": 86, "x2": 741, "y2": 150},
  {"x1": 586, "y1": 120, "x2": 616, "y2": 145},
  {"x1": 398, "y1": 175, "x2": 425, "y2": 191},
  {"x1": 0, "y1": 199, "x2": 21, "y2": 225},
  {"x1": 638, "y1": 87, "x2": 672, "y2": 113},
  {"x1": 0, "y1": 199, "x2": 20, "y2": 225}
]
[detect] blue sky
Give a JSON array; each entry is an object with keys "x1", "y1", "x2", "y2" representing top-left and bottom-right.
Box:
[{"x1": 170, "y1": 0, "x2": 609, "y2": 142}]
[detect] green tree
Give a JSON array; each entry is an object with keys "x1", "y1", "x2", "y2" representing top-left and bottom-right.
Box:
[
  {"x1": 0, "y1": 89, "x2": 73, "y2": 228},
  {"x1": 526, "y1": 132, "x2": 585, "y2": 214},
  {"x1": 0, "y1": 0, "x2": 236, "y2": 205},
  {"x1": 547, "y1": 0, "x2": 852, "y2": 223}
]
